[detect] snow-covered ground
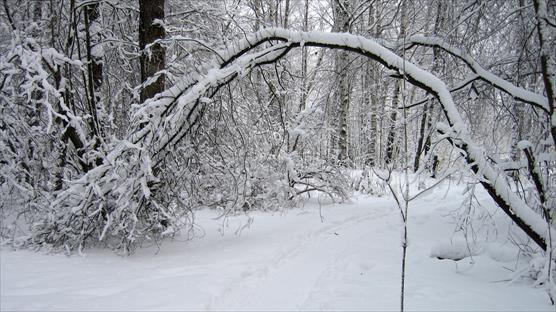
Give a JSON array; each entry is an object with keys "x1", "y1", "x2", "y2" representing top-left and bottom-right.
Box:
[{"x1": 1, "y1": 178, "x2": 552, "y2": 311}]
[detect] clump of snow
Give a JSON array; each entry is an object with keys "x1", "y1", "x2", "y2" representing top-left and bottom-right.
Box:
[
  {"x1": 430, "y1": 237, "x2": 482, "y2": 261},
  {"x1": 152, "y1": 19, "x2": 165, "y2": 27},
  {"x1": 199, "y1": 96, "x2": 212, "y2": 103},
  {"x1": 91, "y1": 44, "x2": 104, "y2": 59},
  {"x1": 485, "y1": 243, "x2": 518, "y2": 263},
  {"x1": 517, "y1": 140, "x2": 533, "y2": 150}
]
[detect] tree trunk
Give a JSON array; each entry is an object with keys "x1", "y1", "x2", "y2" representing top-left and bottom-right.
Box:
[
  {"x1": 139, "y1": 0, "x2": 166, "y2": 103},
  {"x1": 533, "y1": 0, "x2": 556, "y2": 148},
  {"x1": 283, "y1": 0, "x2": 290, "y2": 28},
  {"x1": 84, "y1": 2, "x2": 103, "y2": 138},
  {"x1": 84, "y1": 3, "x2": 102, "y2": 105},
  {"x1": 385, "y1": 81, "x2": 400, "y2": 165},
  {"x1": 384, "y1": 2, "x2": 407, "y2": 166},
  {"x1": 333, "y1": 0, "x2": 351, "y2": 162},
  {"x1": 365, "y1": 4, "x2": 380, "y2": 167},
  {"x1": 414, "y1": 0, "x2": 442, "y2": 172},
  {"x1": 413, "y1": 101, "x2": 429, "y2": 171},
  {"x1": 299, "y1": 0, "x2": 309, "y2": 112}
]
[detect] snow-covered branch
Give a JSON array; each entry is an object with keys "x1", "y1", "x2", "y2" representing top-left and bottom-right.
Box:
[{"x1": 390, "y1": 35, "x2": 550, "y2": 114}]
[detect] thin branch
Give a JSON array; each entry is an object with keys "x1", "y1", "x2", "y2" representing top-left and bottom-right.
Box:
[{"x1": 3, "y1": 0, "x2": 16, "y2": 31}]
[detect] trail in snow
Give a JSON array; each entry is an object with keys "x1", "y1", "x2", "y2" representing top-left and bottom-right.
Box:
[
  {"x1": 208, "y1": 198, "x2": 394, "y2": 310},
  {"x1": 1, "y1": 180, "x2": 552, "y2": 311}
]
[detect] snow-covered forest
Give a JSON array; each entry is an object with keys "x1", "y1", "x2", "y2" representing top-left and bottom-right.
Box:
[{"x1": 1, "y1": 0, "x2": 555, "y2": 310}]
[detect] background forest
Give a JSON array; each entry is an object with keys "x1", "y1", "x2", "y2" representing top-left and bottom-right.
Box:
[{"x1": 1, "y1": 0, "x2": 555, "y2": 303}]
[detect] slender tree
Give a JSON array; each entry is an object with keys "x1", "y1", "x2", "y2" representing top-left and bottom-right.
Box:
[{"x1": 333, "y1": 0, "x2": 352, "y2": 162}]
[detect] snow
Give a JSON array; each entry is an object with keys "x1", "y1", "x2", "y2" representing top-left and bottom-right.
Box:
[
  {"x1": 518, "y1": 140, "x2": 533, "y2": 150},
  {"x1": 1, "y1": 181, "x2": 551, "y2": 311},
  {"x1": 152, "y1": 19, "x2": 165, "y2": 27},
  {"x1": 430, "y1": 238, "x2": 481, "y2": 261},
  {"x1": 91, "y1": 44, "x2": 104, "y2": 59}
]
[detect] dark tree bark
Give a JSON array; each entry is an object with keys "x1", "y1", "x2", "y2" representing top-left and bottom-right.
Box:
[
  {"x1": 384, "y1": 81, "x2": 400, "y2": 165},
  {"x1": 413, "y1": 100, "x2": 430, "y2": 172},
  {"x1": 139, "y1": 0, "x2": 166, "y2": 103}
]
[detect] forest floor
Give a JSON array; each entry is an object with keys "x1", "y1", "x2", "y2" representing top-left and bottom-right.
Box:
[{"x1": 1, "y1": 176, "x2": 553, "y2": 311}]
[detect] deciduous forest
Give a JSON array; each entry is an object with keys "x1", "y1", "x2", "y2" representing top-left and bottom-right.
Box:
[{"x1": 1, "y1": 0, "x2": 555, "y2": 310}]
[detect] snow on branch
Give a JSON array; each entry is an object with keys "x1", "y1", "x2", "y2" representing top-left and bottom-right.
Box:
[{"x1": 389, "y1": 35, "x2": 550, "y2": 114}]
